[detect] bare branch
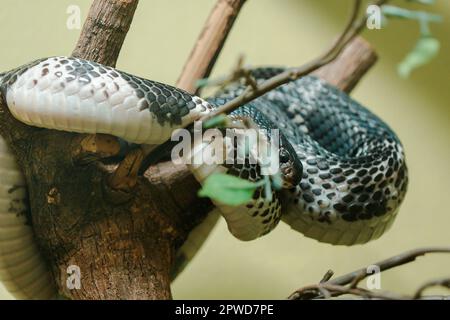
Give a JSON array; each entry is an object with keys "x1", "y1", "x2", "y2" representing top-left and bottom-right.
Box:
[
  {"x1": 329, "y1": 246, "x2": 450, "y2": 287},
  {"x1": 320, "y1": 270, "x2": 335, "y2": 283},
  {"x1": 142, "y1": 37, "x2": 377, "y2": 171},
  {"x1": 141, "y1": 0, "x2": 380, "y2": 173},
  {"x1": 176, "y1": 0, "x2": 247, "y2": 93},
  {"x1": 292, "y1": 283, "x2": 408, "y2": 300},
  {"x1": 413, "y1": 278, "x2": 450, "y2": 299},
  {"x1": 0, "y1": 0, "x2": 390, "y2": 300},
  {"x1": 312, "y1": 37, "x2": 377, "y2": 93},
  {"x1": 71, "y1": 0, "x2": 143, "y2": 188},
  {"x1": 197, "y1": 0, "x2": 389, "y2": 123},
  {"x1": 72, "y1": 0, "x2": 139, "y2": 67},
  {"x1": 289, "y1": 246, "x2": 450, "y2": 300},
  {"x1": 71, "y1": 134, "x2": 121, "y2": 164}
]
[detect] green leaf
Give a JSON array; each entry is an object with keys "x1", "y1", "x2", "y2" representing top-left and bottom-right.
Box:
[
  {"x1": 195, "y1": 78, "x2": 210, "y2": 88},
  {"x1": 382, "y1": 5, "x2": 416, "y2": 19},
  {"x1": 263, "y1": 175, "x2": 273, "y2": 202},
  {"x1": 397, "y1": 36, "x2": 440, "y2": 78},
  {"x1": 196, "y1": 75, "x2": 229, "y2": 88},
  {"x1": 382, "y1": 5, "x2": 442, "y2": 23},
  {"x1": 203, "y1": 114, "x2": 229, "y2": 129},
  {"x1": 407, "y1": 0, "x2": 435, "y2": 5},
  {"x1": 270, "y1": 172, "x2": 283, "y2": 191},
  {"x1": 198, "y1": 173, "x2": 263, "y2": 206}
]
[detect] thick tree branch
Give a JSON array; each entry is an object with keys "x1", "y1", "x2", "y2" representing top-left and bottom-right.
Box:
[
  {"x1": 72, "y1": 0, "x2": 139, "y2": 67},
  {"x1": 197, "y1": 0, "x2": 389, "y2": 124},
  {"x1": 0, "y1": 0, "x2": 381, "y2": 300},
  {"x1": 176, "y1": 0, "x2": 247, "y2": 94},
  {"x1": 0, "y1": 0, "x2": 198, "y2": 300},
  {"x1": 143, "y1": 35, "x2": 380, "y2": 282},
  {"x1": 64, "y1": 0, "x2": 199, "y2": 300},
  {"x1": 312, "y1": 37, "x2": 377, "y2": 93}
]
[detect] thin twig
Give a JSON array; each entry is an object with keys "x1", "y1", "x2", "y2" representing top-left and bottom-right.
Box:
[
  {"x1": 413, "y1": 278, "x2": 450, "y2": 299},
  {"x1": 320, "y1": 270, "x2": 335, "y2": 283},
  {"x1": 289, "y1": 282, "x2": 407, "y2": 300},
  {"x1": 318, "y1": 0, "x2": 362, "y2": 63},
  {"x1": 197, "y1": 54, "x2": 257, "y2": 91},
  {"x1": 288, "y1": 246, "x2": 450, "y2": 300},
  {"x1": 140, "y1": 42, "x2": 379, "y2": 172},
  {"x1": 176, "y1": 0, "x2": 247, "y2": 93},
  {"x1": 139, "y1": 0, "x2": 381, "y2": 171},
  {"x1": 198, "y1": 0, "x2": 389, "y2": 123},
  {"x1": 290, "y1": 278, "x2": 450, "y2": 300},
  {"x1": 312, "y1": 37, "x2": 378, "y2": 93},
  {"x1": 329, "y1": 246, "x2": 450, "y2": 287}
]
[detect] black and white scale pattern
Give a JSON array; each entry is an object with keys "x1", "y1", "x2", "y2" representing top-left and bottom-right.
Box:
[
  {"x1": 1, "y1": 56, "x2": 213, "y2": 144},
  {"x1": 0, "y1": 58, "x2": 408, "y2": 299},
  {"x1": 209, "y1": 70, "x2": 408, "y2": 245}
]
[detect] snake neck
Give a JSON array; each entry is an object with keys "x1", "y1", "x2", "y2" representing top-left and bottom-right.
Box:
[
  {"x1": 0, "y1": 72, "x2": 7, "y2": 99},
  {"x1": 0, "y1": 70, "x2": 14, "y2": 97},
  {"x1": 0, "y1": 72, "x2": 6, "y2": 86}
]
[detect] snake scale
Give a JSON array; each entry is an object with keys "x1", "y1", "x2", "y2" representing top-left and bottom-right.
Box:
[{"x1": 0, "y1": 57, "x2": 408, "y2": 299}]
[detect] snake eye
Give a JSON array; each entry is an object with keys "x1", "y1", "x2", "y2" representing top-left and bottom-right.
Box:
[{"x1": 279, "y1": 149, "x2": 290, "y2": 163}]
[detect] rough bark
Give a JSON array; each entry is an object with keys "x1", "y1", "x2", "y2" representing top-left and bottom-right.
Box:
[
  {"x1": 0, "y1": 0, "x2": 210, "y2": 300},
  {"x1": 72, "y1": 0, "x2": 139, "y2": 67},
  {"x1": 0, "y1": 0, "x2": 377, "y2": 300},
  {"x1": 176, "y1": 0, "x2": 247, "y2": 93},
  {"x1": 312, "y1": 37, "x2": 377, "y2": 93}
]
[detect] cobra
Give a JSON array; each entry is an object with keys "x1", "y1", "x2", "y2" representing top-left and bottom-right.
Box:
[{"x1": 0, "y1": 57, "x2": 408, "y2": 299}]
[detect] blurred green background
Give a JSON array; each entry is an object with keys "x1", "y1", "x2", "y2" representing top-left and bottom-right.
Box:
[{"x1": 0, "y1": 0, "x2": 449, "y2": 299}]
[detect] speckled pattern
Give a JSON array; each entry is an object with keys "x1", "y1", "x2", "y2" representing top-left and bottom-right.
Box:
[
  {"x1": 199, "y1": 96, "x2": 301, "y2": 240},
  {"x1": 2, "y1": 56, "x2": 213, "y2": 144},
  {"x1": 187, "y1": 136, "x2": 283, "y2": 241},
  {"x1": 209, "y1": 69, "x2": 408, "y2": 245},
  {"x1": 0, "y1": 59, "x2": 409, "y2": 245},
  {"x1": 0, "y1": 138, "x2": 56, "y2": 299},
  {"x1": 0, "y1": 59, "x2": 408, "y2": 299}
]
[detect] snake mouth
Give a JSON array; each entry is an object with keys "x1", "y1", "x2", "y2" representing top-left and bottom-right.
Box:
[
  {"x1": 280, "y1": 161, "x2": 302, "y2": 189},
  {"x1": 278, "y1": 134, "x2": 303, "y2": 189}
]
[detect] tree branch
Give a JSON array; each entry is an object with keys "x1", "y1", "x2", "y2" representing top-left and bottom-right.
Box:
[
  {"x1": 413, "y1": 277, "x2": 450, "y2": 299},
  {"x1": 329, "y1": 246, "x2": 450, "y2": 287},
  {"x1": 197, "y1": 0, "x2": 389, "y2": 123},
  {"x1": 176, "y1": 0, "x2": 247, "y2": 94},
  {"x1": 312, "y1": 37, "x2": 377, "y2": 93},
  {"x1": 63, "y1": 0, "x2": 196, "y2": 300},
  {"x1": 0, "y1": 0, "x2": 198, "y2": 300},
  {"x1": 72, "y1": 0, "x2": 139, "y2": 67},
  {"x1": 0, "y1": 0, "x2": 382, "y2": 300},
  {"x1": 141, "y1": 34, "x2": 380, "y2": 281},
  {"x1": 288, "y1": 247, "x2": 450, "y2": 300}
]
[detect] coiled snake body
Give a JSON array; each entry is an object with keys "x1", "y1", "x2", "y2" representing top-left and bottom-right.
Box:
[{"x1": 0, "y1": 57, "x2": 408, "y2": 299}]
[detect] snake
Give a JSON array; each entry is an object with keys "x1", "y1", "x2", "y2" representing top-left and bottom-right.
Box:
[{"x1": 0, "y1": 56, "x2": 408, "y2": 299}]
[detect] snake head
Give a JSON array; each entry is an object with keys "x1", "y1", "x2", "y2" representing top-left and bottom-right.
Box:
[{"x1": 278, "y1": 135, "x2": 302, "y2": 189}]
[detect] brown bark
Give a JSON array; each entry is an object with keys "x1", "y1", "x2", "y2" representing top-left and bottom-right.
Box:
[
  {"x1": 72, "y1": 0, "x2": 139, "y2": 67},
  {"x1": 312, "y1": 37, "x2": 378, "y2": 93},
  {"x1": 0, "y1": 109, "x2": 211, "y2": 299},
  {"x1": 0, "y1": 0, "x2": 377, "y2": 300},
  {"x1": 176, "y1": 0, "x2": 247, "y2": 93},
  {"x1": 288, "y1": 247, "x2": 450, "y2": 300},
  {"x1": 0, "y1": 0, "x2": 207, "y2": 300}
]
